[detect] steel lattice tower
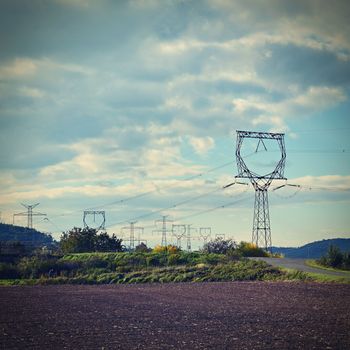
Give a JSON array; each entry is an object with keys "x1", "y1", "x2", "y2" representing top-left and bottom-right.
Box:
[
  {"x1": 199, "y1": 227, "x2": 211, "y2": 244},
  {"x1": 154, "y1": 216, "x2": 173, "y2": 246},
  {"x1": 83, "y1": 210, "x2": 106, "y2": 231},
  {"x1": 172, "y1": 224, "x2": 186, "y2": 248},
  {"x1": 121, "y1": 222, "x2": 144, "y2": 250},
  {"x1": 13, "y1": 203, "x2": 46, "y2": 229},
  {"x1": 235, "y1": 130, "x2": 286, "y2": 252}
]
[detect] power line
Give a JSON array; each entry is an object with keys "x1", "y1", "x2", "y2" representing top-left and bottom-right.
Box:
[
  {"x1": 176, "y1": 196, "x2": 250, "y2": 222},
  {"x1": 105, "y1": 181, "x2": 249, "y2": 229},
  {"x1": 86, "y1": 160, "x2": 234, "y2": 211}
]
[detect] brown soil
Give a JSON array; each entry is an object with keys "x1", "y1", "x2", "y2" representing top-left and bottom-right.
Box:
[{"x1": 0, "y1": 282, "x2": 349, "y2": 349}]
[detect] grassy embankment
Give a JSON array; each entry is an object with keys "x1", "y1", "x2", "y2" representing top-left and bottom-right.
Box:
[
  {"x1": 2, "y1": 252, "x2": 350, "y2": 286},
  {"x1": 306, "y1": 259, "x2": 350, "y2": 272},
  {"x1": 278, "y1": 262, "x2": 350, "y2": 283}
]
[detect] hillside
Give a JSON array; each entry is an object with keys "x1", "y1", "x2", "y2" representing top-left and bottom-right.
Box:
[
  {"x1": 0, "y1": 223, "x2": 54, "y2": 247},
  {"x1": 272, "y1": 238, "x2": 350, "y2": 259}
]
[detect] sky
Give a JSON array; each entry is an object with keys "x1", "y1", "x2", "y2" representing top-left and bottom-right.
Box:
[{"x1": 0, "y1": 0, "x2": 349, "y2": 248}]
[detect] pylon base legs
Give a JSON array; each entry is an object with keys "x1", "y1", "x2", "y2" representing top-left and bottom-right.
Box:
[{"x1": 252, "y1": 189, "x2": 272, "y2": 252}]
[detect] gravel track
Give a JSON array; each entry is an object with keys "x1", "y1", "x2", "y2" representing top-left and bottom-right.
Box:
[
  {"x1": 1, "y1": 282, "x2": 349, "y2": 349},
  {"x1": 251, "y1": 257, "x2": 350, "y2": 279}
]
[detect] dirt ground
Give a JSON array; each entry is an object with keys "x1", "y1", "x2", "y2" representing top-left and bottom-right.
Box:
[{"x1": 0, "y1": 282, "x2": 349, "y2": 349}]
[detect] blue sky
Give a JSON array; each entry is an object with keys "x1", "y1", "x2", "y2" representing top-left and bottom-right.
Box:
[{"x1": 0, "y1": 0, "x2": 349, "y2": 248}]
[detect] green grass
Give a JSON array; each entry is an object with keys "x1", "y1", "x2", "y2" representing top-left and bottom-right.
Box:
[
  {"x1": 279, "y1": 267, "x2": 350, "y2": 284},
  {"x1": 0, "y1": 279, "x2": 36, "y2": 286},
  {"x1": 0, "y1": 260, "x2": 286, "y2": 285},
  {"x1": 306, "y1": 259, "x2": 350, "y2": 274},
  {"x1": 2, "y1": 252, "x2": 350, "y2": 285}
]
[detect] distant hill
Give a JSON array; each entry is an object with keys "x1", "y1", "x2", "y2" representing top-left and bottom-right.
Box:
[
  {"x1": 0, "y1": 223, "x2": 54, "y2": 247},
  {"x1": 272, "y1": 238, "x2": 350, "y2": 259}
]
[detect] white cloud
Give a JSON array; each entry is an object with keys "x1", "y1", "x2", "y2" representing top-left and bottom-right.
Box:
[
  {"x1": 293, "y1": 86, "x2": 346, "y2": 109},
  {"x1": 290, "y1": 175, "x2": 350, "y2": 192},
  {"x1": 230, "y1": 85, "x2": 347, "y2": 131},
  {"x1": 0, "y1": 58, "x2": 37, "y2": 77},
  {"x1": 189, "y1": 136, "x2": 215, "y2": 155},
  {"x1": 19, "y1": 86, "x2": 46, "y2": 98},
  {"x1": 0, "y1": 57, "x2": 92, "y2": 80}
]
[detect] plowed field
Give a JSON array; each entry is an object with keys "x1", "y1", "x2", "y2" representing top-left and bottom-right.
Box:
[{"x1": 1, "y1": 282, "x2": 349, "y2": 349}]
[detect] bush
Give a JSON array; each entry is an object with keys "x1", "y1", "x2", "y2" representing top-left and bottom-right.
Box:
[
  {"x1": 167, "y1": 254, "x2": 183, "y2": 266},
  {"x1": 83, "y1": 257, "x2": 109, "y2": 269},
  {"x1": 200, "y1": 253, "x2": 226, "y2": 265},
  {"x1": 0, "y1": 262, "x2": 20, "y2": 279},
  {"x1": 112, "y1": 252, "x2": 147, "y2": 270},
  {"x1": 237, "y1": 242, "x2": 268, "y2": 257},
  {"x1": 343, "y1": 252, "x2": 350, "y2": 269},
  {"x1": 135, "y1": 243, "x2": 152, "y2": 253},
  {"x1": 18, "y1": 256, "x2": 59, "y2": 278},
  {"x1": 226, "y1": 249, "x2": 242, "y2": 261},
  {"x1": 327, "y1": 245, "x2": 343, "y2": 268},
  {"x1": 318, "y1": 245, "x2": 350, "y2": 270},
  {"x1": 153, "y1": 245, "x2": 180, "y2": 254},
  {"x1": 202, "y1": 238, "x2": 236, "y2": 254},
  {"x1": 146, "y1": 255, "x2": 161, "y2": 267}
]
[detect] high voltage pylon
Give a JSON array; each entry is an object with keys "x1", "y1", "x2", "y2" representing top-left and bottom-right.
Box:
[
  {"x1": 121, "y1": 221, "x2": 144, "y2": 250},
  {"x1": 235, "y1": 130, "x2": 286, "y2": 252},
  {"x1": 83, "y1": 210, "x2": 106, "y2": 231},
  {"x1": 154, "y1": 215, "x2": 173, "y2": 246},
  {"x1": 172, "y1": 224, "x2": 186, "y2": 248},
  {"x1": 186, "y1": 224, "x2": 197, "y2": 252},
  {"x1": 13, "y1": 203, "x2": 46, "y2": 229},
  {"x1": 199, "y1": 227, "x2": 211, "y2": 244}
]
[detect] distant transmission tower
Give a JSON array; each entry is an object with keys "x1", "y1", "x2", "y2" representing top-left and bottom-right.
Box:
[
  {"x1": 83, "y1": 210, "x2": 106, "y2": 231},
  {"x1": 13, "y1": 203, "x2": 46, "y2": 229},
  {"x1": 154, "y1": 215, "x2": 173, "y2": 246},
  {"x1": 121, "y1": 221, "x2": 144, "y2": 250},
  {"x1": 199, "y1": 227, "x2": 211, "y2": 244},
  {"x1": 172, "y1": 224, "x2": 186, "y2": 248},
  {"x1": 235, "y1": 130, "x2": 286, "y2": 252},
  {"x1": 186, "y1": 224, "x2": 197, "y2": 251}
]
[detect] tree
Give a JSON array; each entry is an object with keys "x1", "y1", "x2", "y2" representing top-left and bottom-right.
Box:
[
  {"x1": 60, "y1": 227, "x2": 124, "y2": 254},
  {"x1": 326, "y1": 245, "x2": 343, "y2": 268},
  {"x1": 135, "y1": 242, "x2": 152, "y2": 253},
  {"x1": 202, "y1": 238, "x2": 237, "y2": 254}
]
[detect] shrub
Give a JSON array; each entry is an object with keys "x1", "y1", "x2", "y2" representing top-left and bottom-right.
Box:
[
  {"x1": 318, "y1": 245, "x2": 349, "y2": 270},
  {"x1": 226, "y1": 249, "x2": 242, "y2": 261},
  {"x1": 135, "y1": 243, "x2": 152, "y2": 253},
  {"x1": 200, "y1": 253, "x2": 226, "y2": 265},
  {"x1": 83, "y1": 257, "x2": 109, "y2": 269},
  {"x1": 167, "y1": 253, "x2": 182, "y2": 266},
  {"x1": 343, "y1": 252, "x2": 350, "y2": 269},
  {"x1": 237, "y1": 242, "x2": 268, "y2": 257},
  {"x1": 0, "y1": 262, "x2": 20, "y2": 279},
  {"x1": 202, "y1": 238, "x2": 237, "y2": 254},
  {"x1": 326, "y1": 245, "x2": 343, "y2": 268},
  {"x1": 18, "y1": 256, "x2": 59, "y2": 278},
  {"x1": 146, "y1": 255, "x2": 161, "y2": 267},
  {"x1": 153, "y1": 245, "x2": 180, "y2": 254}
]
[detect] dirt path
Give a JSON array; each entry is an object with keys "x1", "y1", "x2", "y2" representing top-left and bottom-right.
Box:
[
  {"x1": 252, "y1": 257, "x2": 350, "y2": 279},
  {"x1": 1, "y1": 282, "x2": 349, "y2": 349}
]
